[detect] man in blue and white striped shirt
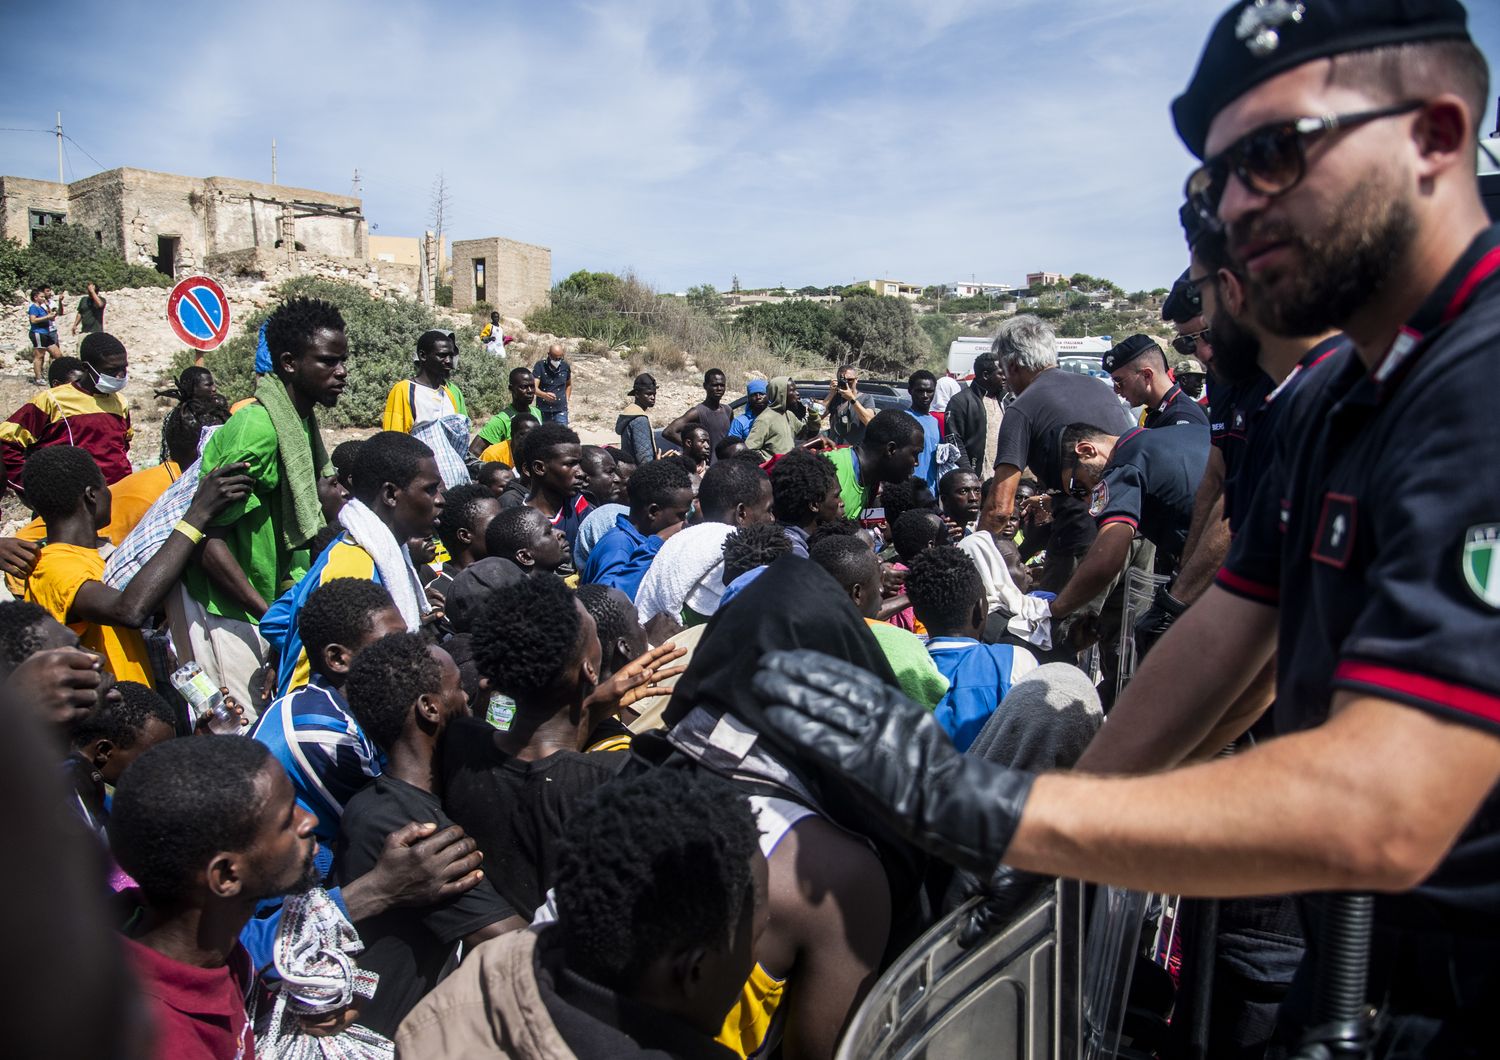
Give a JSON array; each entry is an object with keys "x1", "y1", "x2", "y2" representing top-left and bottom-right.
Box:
[{"x1": 251, "y1": 578, "x2": 405, "y2": 856}]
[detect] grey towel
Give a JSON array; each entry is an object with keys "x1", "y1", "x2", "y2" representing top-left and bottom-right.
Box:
[{"x1": 966, "y1": 663, "x2": 1102, "y2": 772}]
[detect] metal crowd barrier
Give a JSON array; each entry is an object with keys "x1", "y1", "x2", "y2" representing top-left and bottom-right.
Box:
[
  {"x1": 837, "y1": 880, "x2": 1159, "y2": 1060},
  {"x1": 1115, "y1": 568, "x2": 1169, "y2": 698}
]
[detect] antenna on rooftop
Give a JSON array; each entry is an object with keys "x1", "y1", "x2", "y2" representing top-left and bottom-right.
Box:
[
  {"x1": 351, "y1": 168, "x2": 361, "y2": 197},
  {"x1": 55, "y1": 113, "x2": 63, "y2": 184},
  {"x1": 272, "y1": 139, "x2": 278, "y2": 185}
]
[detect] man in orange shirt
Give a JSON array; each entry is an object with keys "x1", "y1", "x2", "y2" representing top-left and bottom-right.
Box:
[{"x1": 18, "y1": 446, "x2": 250, "y2": 685}]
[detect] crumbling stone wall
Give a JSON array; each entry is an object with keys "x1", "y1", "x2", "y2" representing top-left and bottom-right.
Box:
[{"x1": 0, "y1": 176, "x2": 71, "y2": 245}]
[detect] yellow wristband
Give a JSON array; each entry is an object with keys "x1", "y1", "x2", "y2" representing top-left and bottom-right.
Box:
[{"x1": 173, "y1": 520, "x2": 205, "y2": 545}]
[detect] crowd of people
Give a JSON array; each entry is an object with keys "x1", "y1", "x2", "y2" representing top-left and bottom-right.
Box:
[{"x1": 2, "y1": 2, "x2": 1498, "y2": 1057}]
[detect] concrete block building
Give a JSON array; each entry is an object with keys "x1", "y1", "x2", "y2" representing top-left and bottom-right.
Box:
[{"x1": 451, "y1": 236, "x2": 552, "y2": 316}]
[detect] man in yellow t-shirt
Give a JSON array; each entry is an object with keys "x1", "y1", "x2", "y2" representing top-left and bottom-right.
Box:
[{"x1": 17, "y1": 446, "x2": 250, "y2": 686}]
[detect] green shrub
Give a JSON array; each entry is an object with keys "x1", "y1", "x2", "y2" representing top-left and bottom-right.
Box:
[
  {"x1": 435, "y1": 283, "x2": 452, "y2": 307},
  {"x1": 736, "y1": 299, "x2": 838, "y2": 355},
  {"x1": 0, "y1": 239, "x2": 26, "y2": 303},
  {"x1": 3, "y1": 225, "x2": 171, "y2": 300},
  {"x1": 176, "y1": 276, "x2": 511, "y2": 428}
]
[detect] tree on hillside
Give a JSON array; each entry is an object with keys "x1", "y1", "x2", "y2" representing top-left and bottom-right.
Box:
[
  {"x1": 1128, "y1": 290, "x2": 1150, "y2": 305},
  {"x1": 918, "y1": 313, "x2": 961, "y2": 361},
  {"x1": 557, "y1": 269, "x2": 622, "y2": 301},
  {"x1": 827, "y1": 295, "x2": 928, "y2": 375},
  {"x1": 738, "y1": 299, "x2": 839, "y2": 355},
  {"x1": 686, "y1": 283, "x2": 721, "y2": 315},
  {"x1": 840, "y1": 284, "x2": 877, "y2": 299}
]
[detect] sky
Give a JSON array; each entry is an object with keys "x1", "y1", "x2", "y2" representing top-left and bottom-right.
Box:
[{"x1": 4, "y1": 0, "x2": 1499, "y2": 295}]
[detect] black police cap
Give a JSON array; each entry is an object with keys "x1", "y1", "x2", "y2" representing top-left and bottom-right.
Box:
[
  {"x1": 1162, "y1": 269, "x2": 1202, "y2": 325},
  {"x1": 1172, "y1": 0, "x2": 1472, "y2": 159},
  {"x1": 1103, "y1": 334, "x2": 1163, "y2": 373},
  {"x1": 1179, "y1": 199, "x2": 1210, "y2": 251}
]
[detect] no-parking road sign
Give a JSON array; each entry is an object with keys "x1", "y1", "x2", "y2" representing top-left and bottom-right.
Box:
[{"x1": 167, "y1": 276, "x2": 232, "y2": 351}]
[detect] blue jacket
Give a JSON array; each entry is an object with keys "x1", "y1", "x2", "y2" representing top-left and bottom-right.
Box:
[
  {"x1": 581, "y1": 513, "x2": 662, "y2": 601},
  {"x1": 925, "y1": 636, "x2": 1037, "y2": 751}
]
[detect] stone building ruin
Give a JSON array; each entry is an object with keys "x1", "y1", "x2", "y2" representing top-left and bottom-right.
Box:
[
  {"x1": 0, "y1": 167, "x2": 367, "y2": 281},
  {"x1": 451, "y1": 236, "x2": 552, "y2": 317},
  {"x1": 2, "y1": 167, "x2": 553, "y2": 313}
]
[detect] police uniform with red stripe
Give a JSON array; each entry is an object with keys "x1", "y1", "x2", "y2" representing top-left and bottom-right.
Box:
[
  {"x1": 1222, "y1": 335, "x2": 1351, "y2": 535},
  {"x1": 1217, "y1": 227, "x2": 1500, "y2": 1015},
  {"x1": 1207, "y1": 372, "x2": 1273, "y2": 486},
  {"x1": 1143, "y1": 381, "x2": 1211, "y2": 429},
  {"x1": 1090, "y1": 423, "x2": 1210, "y2": 570}
]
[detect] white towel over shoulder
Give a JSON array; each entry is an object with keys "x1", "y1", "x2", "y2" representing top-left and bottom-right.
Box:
[
  {"x1": 636, "y1": 522, "x2": 736, "y2": 625},
  {"x1": 958, "y1": 530, "x2": 1052, "y2": 650},
  {"x1": 338, "y1": 498, "x2": 430, "y2": 631}
]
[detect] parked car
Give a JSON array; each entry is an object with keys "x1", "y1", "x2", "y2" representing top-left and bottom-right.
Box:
[{"x1": 727, "y1": 378, "x2": 913, "y2": 417}]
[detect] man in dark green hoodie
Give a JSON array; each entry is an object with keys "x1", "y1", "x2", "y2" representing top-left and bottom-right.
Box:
[{"x1": 746, "y1": 377, "x2": 820, "y2": 461}]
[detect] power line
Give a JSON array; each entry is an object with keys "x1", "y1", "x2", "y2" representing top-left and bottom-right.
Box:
[
  {"x1": 0, "y1": 126, "x2": 110, "y2": 175},
  {"x1": 62, "y1": 134, "x2": 108, "y2": 173}
]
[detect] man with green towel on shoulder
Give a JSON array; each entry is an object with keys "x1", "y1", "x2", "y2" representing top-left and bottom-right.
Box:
[{"x1": 174, "y1": 297, "x2": 349, "y2": 716}]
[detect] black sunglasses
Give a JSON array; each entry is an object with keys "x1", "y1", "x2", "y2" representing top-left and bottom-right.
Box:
[
  {"x1": 1172, "y1": 328, "x2": 1211, "y2": 355},
  {"x1": 1185, "y1": 101, "x2": 1423, "y2": 227}
]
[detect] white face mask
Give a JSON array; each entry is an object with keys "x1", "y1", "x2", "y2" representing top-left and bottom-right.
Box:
[{"x1": 90, "y1": 365, "x2": 127, "y2": 394}]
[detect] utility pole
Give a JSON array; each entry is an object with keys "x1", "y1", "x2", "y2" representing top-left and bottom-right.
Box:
[
  {"x1": 56, "y1": 113, "x2": 63, "y2": 183},
  {"x1": 271, "y1": 139, "x2": 278, "y2": 185},
  {"x1": 351, "y1": 168, "x2": 361, "y2": 198}
]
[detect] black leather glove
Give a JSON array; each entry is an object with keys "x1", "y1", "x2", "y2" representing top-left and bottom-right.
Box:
[
  {"x1": 1133, "y1": 586, "x2": 1187, "y2": 659},
  {"x1": 954, "y1": 866, "x2": 1053, "y2": 950},
  {"x1": 751, "y1": 648, "x2": 1035, "y2": 874}
]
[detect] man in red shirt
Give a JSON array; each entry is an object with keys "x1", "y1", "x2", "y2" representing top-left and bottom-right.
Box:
[
  {"x1": 109, "y1": 736, "x2": 320, "y2": 1058},
  {"x1": 1, "y1": 332, "x2": 133, "y2": 494}
]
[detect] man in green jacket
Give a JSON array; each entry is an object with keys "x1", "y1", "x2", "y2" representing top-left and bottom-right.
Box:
[{"x1": 745, "y1": 377, "x2": 820, "y2": 461}]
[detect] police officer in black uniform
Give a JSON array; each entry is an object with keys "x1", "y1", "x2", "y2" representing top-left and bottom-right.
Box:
[
  {"x1": 1103, "y1": 333, "x2": 1211, "y2": 429},
  {"x1": 750, "y1": 4, "x2": 1500, "y2": 1055},
  {"x1": 1044, "y1": 421, "x2": 1210, "y2": 623}
]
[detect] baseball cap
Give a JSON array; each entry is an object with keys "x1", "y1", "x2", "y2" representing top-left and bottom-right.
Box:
[
  {"x1": 445, "y1": 557, "x2": 526, "y2": 634},
  {"x1": 1173, "y1": 356, "x2": 1207, "y2": 376}
]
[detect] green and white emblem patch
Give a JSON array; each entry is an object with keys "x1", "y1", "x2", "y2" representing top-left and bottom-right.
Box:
[{"x1": 1461, "y1": 524, "x2": 1500, "y2": 609}]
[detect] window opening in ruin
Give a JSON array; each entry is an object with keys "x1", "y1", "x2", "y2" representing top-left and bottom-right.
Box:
[
  {"x1": 95, "y1": 231, "x2": 103, "y2": 244},
  {"x1": 473, "y1": 258, "x2": 486, "y2": 304},
  {"x1": 155, "y1": 236, "x2": 180, "y2": 277},
  {"x1": 28, "y1": 210, "x2": 65, "y2": 243}
]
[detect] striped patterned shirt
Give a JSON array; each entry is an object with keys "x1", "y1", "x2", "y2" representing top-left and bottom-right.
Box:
[{"x1": 251, "y1": 673, "x2": 381, "y2": 844}]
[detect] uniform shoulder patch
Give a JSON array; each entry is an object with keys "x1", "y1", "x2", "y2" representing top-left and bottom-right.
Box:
[
  {"x1": 1089, "y1": 480, "x2": 1108, "y2": 518},
  {"x1": 1462, "y1": 524, "x2": 1500, "y2": 609}
]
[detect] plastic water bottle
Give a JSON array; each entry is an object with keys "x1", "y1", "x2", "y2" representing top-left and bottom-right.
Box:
[
  {"x1": 170, "y1": 661, "x2": 241, "y2": 734},
  {"x1": 486, "y1": 692, "x2": 517, "y2": 731}
]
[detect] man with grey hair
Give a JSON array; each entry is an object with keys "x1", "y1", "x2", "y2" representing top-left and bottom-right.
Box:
[{"x1": 978, "y1": 315, "x2": 1133, "y2": 591}]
